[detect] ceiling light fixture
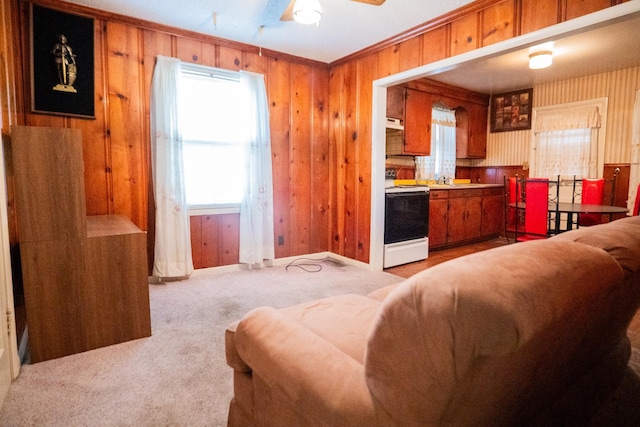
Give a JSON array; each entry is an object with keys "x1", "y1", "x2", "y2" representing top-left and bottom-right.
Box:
[
  {"x1": 528, "y1": 42, "x2": 554, "y2": 69},
  {"x1": 293, "y1": 0, "x2": 322, "y2": 25}
]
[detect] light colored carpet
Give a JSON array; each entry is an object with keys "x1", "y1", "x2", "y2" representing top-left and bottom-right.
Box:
[{"x1": 0, "y1": 261, "x2": 401, "y2": 426}]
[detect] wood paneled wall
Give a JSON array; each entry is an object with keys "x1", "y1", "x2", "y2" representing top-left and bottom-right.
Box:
[
  {"x1": 5, "y1": 0, "x2": 330, "y2": 270},
  {"x1": 1, "y1": 0, "x2": 626, "y2": 270},
  {"x1": 329, "y1": 0, "x2": 625, "y2": 263}
]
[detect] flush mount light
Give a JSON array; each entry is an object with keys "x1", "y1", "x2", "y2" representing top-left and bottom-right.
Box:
[
  {"x1": 293, "y1": 0, "x2": 322, "y2": 25},
  {"x1": 528, "y1": 42, "x2": 554, "y2": 69},
  {"x1": 529, "y1": 51, "x2": 553, "y2": 69}
]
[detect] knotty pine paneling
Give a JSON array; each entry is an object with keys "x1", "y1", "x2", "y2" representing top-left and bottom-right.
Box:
[
  {"x1": 422, "y1": 26, "x2": 449, "y2": 65},
  {"x1": 565, "y1": 0, "x2": 616, "y2": 20},
  {"x1": 9, "y1": 1, "x2": 331, "y2": 271},
  {"x1": 520, "y1": 0, "x2": 559, "y2": 33},
  {"x1": 105, "y1": 21, "x2": 147, "y2": 230},
  {"x1": 480, "y1": 0, "x2": 515, "y2": 47}
]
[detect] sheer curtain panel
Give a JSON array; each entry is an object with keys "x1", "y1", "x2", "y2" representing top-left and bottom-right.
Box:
[
  {"x1": 150, "y1": 56, "x2": 194, "y2": 279},
  {"x1": 415, "y1": 108, "x2": 456, "y2": 180},
  {"x1": 239, "y1": 71, "x2": 275, "y2": 267}
]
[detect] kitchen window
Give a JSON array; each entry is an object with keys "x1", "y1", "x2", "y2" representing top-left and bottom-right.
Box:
[
  {"x1": 178, "y1": 67, "x2": 249, "y2": 210},
  {"x1": 415, "y1": 107, "x2": 457, "y2": 181}
]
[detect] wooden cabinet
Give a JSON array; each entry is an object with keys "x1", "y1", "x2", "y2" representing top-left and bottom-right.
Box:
[
  {"x1": 447, "y1": 189, "x2": 483, "y2": 243},
  {"x1": 481, "y1": 187, "x2": 505, "y2": 236},
  {"x1": 404, "y1": 88, "x2": 432, "y2": 155},
  {"x1": 428, "y1": 190, "x2": 449, "y2": 248},
  {"x1": 429, "y1": 186, "x2": 504, "y2": 250},
  {"x1": 386, "y1": 85, "x2": 405, "y2": 120},
  {"x1": 12, "y1": 125, "x2": 151, "y2": 363},
  {"x1": 456, "y1": 102, "x2": 488, "y2": 159}
]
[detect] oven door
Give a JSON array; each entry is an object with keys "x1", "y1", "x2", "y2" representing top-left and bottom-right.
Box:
[{"x1": 384, "y1": 188, "x2": 430, "y2": 244}]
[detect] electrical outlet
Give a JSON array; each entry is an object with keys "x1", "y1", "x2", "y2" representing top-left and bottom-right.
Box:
[{"x1": 278, "y1": 235, "x2": 284, "y2": 246}]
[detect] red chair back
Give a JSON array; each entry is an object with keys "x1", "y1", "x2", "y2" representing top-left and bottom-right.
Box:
[
  {"x1": 524, "y1": 179, "x2": 549, "y2": 236},
  {"x1": 634, "y1": 183, "x2": 640, "y2": 216},
  {"x1": 580, "y1": 178, "x2": 605, "y2": 226}
]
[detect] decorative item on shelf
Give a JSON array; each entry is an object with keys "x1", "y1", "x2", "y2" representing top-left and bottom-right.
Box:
[
  {"x1": 528, "y1": 42, "x2": 554, "y2": 70},
  {"x1": 30, "y1": 4, "x2": 95, "y2": 119},
  {"x1": 490, "y1": 88, "x2": 533, "y2": 133},
  {"x1": 293, "y1": 0, "x2": 322, "y2": 25}
]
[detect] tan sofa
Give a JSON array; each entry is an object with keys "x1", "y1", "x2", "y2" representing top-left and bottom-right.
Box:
[{"x1": 225, "y1": 216, "x2": 640, "y2": 426}]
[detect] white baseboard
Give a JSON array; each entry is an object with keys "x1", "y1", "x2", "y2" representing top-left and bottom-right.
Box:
[{"x1": 183, "y1": 252, "x2": 373, "y2": 278}]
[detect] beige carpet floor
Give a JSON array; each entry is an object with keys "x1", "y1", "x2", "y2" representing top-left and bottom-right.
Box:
[
  {"x1": 0, "y1": 260, "x2": 401, "y2": 426},
  {"x1": 0, "y1": 259, "x2": 639, "y2": 426}
]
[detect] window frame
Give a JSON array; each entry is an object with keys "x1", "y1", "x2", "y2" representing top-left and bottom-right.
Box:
[{"x1": 178, "y1": 63, "x2": 245, "y2": 216}]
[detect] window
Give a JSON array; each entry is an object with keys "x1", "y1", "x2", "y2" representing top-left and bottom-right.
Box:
[
  {"x1": 178, "y1": 67, "x2": 248, "y2": 208},
  {"x1": 415, "y1": 107, "x2": 456, "y2": 181},
  {"x1": 531, "y1": 99, "x2": 607, "y2": 181}
]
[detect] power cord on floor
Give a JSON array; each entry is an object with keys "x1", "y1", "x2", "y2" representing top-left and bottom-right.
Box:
[{"x1": 285, "y1": 256, "x2": 346, "y2": 273}]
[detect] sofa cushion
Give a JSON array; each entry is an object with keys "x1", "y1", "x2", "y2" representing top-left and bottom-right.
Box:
[
  {"x1": 551, "y1": 215, "x2": 640, "y2": 277},
  {"x1": 365, "y1": 239, "x2": 625, "y2": 426}
]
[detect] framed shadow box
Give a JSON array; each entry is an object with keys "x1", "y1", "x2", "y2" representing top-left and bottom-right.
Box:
[
  {"x1": 490, "y1": 88, "x2": 532, "y2": 132},
  {"x1": 30, "y1": 4, "x2": 95, "y2": 119}
]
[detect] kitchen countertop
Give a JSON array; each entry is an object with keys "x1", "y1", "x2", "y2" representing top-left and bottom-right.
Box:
[{"x1": 427, "y1": 183, "x2": 504, "y2": 189}]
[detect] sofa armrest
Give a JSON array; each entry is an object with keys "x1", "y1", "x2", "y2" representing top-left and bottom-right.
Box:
[{"x1": 234, "y1": 306, "x2": 391, "y2": 426}]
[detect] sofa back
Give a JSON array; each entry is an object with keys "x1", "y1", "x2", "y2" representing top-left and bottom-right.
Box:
[{"x1": 365, "y1": 238, "x2": 630, "y2": 426}]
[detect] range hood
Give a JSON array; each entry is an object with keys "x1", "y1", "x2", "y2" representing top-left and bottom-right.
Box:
[{"x1": 386, "y1": 117, "x2": 404, "y2": 130}]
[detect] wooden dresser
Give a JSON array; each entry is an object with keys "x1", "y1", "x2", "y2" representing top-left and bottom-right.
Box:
[{"x1": 11, "y1": 125, "x2": 151, "y2": 363}]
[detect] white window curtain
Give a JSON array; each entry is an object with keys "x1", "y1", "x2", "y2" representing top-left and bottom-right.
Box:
[
  {"x1": 415, "y1": 108, "x2": 456, "y2": 180},
  {"x1": 629, "y1": 89, "x2": 640, "y2": 212},
  {"x1": 150, "y1": 55, "x2": 194, "y2": 279},
  {"x1": 238, "y1": 71, "x2": 275, "y2": 267},
  {"x1": 531, "y1": 105, "x2": 601, "y2": 179}
]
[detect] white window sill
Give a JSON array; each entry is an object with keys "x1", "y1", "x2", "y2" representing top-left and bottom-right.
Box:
[{"x1": 189, "y1": 205, "x2": 240, "y2": 216}]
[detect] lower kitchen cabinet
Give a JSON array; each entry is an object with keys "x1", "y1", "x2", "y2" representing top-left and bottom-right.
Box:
[
  {"x1": 429, "y1": 186, "x2": 504, "y2": 250},
  {"x1": 428, "y1": 190, "x2": 449, "y2": 248}
]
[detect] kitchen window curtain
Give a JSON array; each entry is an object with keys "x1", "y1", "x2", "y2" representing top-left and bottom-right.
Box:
[
  {"x1": 239, "y1": 70, "x2": 275, "y2": 267},
  {"x1": 531, "y1": 105, "x2": 601, "y2": 179},
  {"x1": 415, "y1": 108, "x2": 456, "y2": 180},
  {"x1": 150, "y1": 55, "x2": 194, "y2": 279}
]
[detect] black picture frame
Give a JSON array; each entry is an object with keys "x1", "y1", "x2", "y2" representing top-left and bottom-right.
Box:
[
  {"x1": 490, "y1": 88, "x2": 533, "y2": 133},
  {"x1": 30, "y1": 4, "x2": 95, "y2": 119}
]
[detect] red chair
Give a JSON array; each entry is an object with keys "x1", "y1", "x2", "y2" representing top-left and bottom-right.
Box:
[
  {"x1": 504, "y1": 176, "x2": 519, "y2": 237},
  {"x1": 579, "y1": 178, "x2": 605, "y2": 226},
  {"x1": 516, "y1": 178, "x2": 549, "y2": 242},
  {"x1": 633, "y1": 183, "x2": 640, "y2": 216}
]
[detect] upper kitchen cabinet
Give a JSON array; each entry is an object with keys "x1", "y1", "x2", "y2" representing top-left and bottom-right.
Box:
[
  {"x1": 456, "y1": 102, "x2": 488, "y2": 159},
  {"x1": 386, "y1": 86, "x2": 432, "y2": 156},
  {"x1": 404, "y1": 88, "x2": 433, "y2": 156},
  {"x1": 386, "y1": 85, "x2": 405, "y2": 120}
]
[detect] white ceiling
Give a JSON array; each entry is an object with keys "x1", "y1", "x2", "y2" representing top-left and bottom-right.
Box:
[
  {"x1": 64, "y1": 0, "x2": 640, "y2": 94},
  {"x1": 65, "y1": 0, "x2": 475, "y2": 63},
  {"x1": 428, "y1": 10, "x2": 640, "y2": 94}
]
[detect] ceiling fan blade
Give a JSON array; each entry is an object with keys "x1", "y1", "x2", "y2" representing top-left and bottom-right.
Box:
[
  {"x1": 280, "y1": 0, "x2": 295, "y2": 21},
  {"x1": 352, "y1": 0, "x2": 386, "y2": 5}
]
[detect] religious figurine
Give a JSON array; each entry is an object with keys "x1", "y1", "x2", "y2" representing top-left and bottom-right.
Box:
[{"x1": 52, "y1": 34, "x2": 77, "y2": 93}]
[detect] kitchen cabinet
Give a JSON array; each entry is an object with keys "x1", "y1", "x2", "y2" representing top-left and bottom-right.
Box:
[
  {"x1": 428, "y1": 190, "x2": 449, "y2": 248},
  {"x1": 386, "y1": 85, "x2": 405, "y2": 120},
  {"x1": 456, "y1": 102, "x2": 488, "y2": 159},
  {"x1": 429, "y1": 186, "x2": 504, "y2": 250},
  {"x1": 481, "y1": 187, "x2": 505, "y2": 236},
  {"x1": 447, "y1": 189, "x2": 483, "y2": 243},
  {"x1": 404, "y1": 88, "x2": 432, "y2": 155}
]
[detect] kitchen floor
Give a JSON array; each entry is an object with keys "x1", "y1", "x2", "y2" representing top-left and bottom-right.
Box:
[{"x1": 384, "y1": 237, "x2": 510, "y2": 278}]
